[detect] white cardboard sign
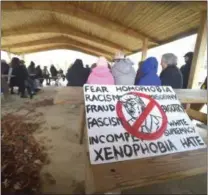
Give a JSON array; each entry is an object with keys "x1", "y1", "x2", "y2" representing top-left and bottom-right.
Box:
[{"x1": 83, "y1": 85, "x2": 206, "y2": 165}]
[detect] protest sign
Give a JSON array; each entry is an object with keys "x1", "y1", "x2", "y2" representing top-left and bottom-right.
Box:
[{"x1": 84, "y1": 85, "x2": 206, "y2": 164}]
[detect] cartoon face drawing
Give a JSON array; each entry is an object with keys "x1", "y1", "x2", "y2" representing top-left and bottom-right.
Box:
[{"x1": 120, "y1": 94, "x2": 146, "y2": 121}]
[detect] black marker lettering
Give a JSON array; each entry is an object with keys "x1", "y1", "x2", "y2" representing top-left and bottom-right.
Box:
[
  {"x1": 113, "y1": 145, "x2": 124, "y2": 160},
  {"x1": 123, "y1": 145, "x2": 133, "y2": 157},
  {"x1": 94, "y1": 149, "x2": 104, "y2": 161},
  {"x1": 104, "y1": 147, "x2": 114, "y2": 160},
  {"x1": 149, "y1": 143, "x2": 158, "y2": 153}
]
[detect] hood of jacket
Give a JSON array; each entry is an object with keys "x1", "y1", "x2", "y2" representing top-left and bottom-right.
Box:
[
  {"x1": 140, "y1": 57, "x2": 158, "y2": 75},
  {"x1": 112, "y1": 58, "x2": 134, "y2": 74},
  {"x1": 92, "y1": 66, "x2": 111, "y2": 77}
]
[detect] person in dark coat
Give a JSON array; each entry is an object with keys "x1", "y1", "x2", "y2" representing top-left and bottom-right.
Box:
[
  {"x1": 35, "y1": 65, "x2": 43, "y2": 84},
  {"x1": 10, "y1": 57, "x2": 28, "y2": 98},
  {"x1": 43, "y1": 66, "x2": 50, "y2": 85},
  {"x1": 50, "y1": 65, "x2": 58, "y2": 77},
  {"x1": 66, "y1": 59, "x2": 89, "y2": 86},
  {"x1": 180, "y1": 52, "x2": 194, "y2": 89},
  {"x1": 1, "y1": 60, "x2": 10, "y2": 98},
  {"x1": 160, "y1": 53, "x2": 183, "y2": 89},
  {"x1": 135, "y1": 57, "x2": 161, "y2": 86},
  {"x1": 28, "y1": 61, "x2": 36, "y2": 76}
]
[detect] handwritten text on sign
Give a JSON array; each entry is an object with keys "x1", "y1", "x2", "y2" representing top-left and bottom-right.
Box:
[{"x1": 84, "y1": 85, "x2": 206, "y2": 164}]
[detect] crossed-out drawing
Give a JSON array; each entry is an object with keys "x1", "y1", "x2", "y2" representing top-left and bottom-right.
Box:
[{"x1": 120, "y1": 93, "x2": 161, "y2": 134}]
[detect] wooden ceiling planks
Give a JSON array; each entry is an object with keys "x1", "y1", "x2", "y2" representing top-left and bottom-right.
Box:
[{"x1": 1, "y1": 1, "x2": 207, "y2": 56}]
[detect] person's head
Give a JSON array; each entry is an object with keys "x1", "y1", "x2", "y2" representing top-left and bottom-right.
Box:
[
  {"x1": 140, "y1": 57, "x2": 158, "y2": 75},
  {"x1": 73, "y1": 59, "x2": 84, "y2": 69},
  {"x1": 91, "y1": 63, "x2": 96, "y2": 69},
  {"x1": 20, "y1": 60, "x2": 25, "y2": 65},
  {"x1": 120, "y1": 94, "x2": 146, "y2": 119},
  {"x1": 96, "y1": 56, "x2": 108, "y2": 67},
  {"x1": 37, "y1": 65, "x2": 40, "y2": 69},
  {"x1": 113, "y1": 51, "x2": 125, "y2": 63},
  {"x1": 11, "y1": 57, "x2": 20, "y2": 68},
  {"x1": 184, "y1": 52, "x2": 193, "y2": 64},
  {"x1": 1, "y1": 60, "x2": 8, "y2": 66},
  {"x1": 161, "y1": 53, "x2": 177, "y2": 70},
  {"x1": 86, "y1": 65, "x2": 89, "y2": 68},
  {"x1": 30, "y1": 61, "x2": 35, "y2": 68}
]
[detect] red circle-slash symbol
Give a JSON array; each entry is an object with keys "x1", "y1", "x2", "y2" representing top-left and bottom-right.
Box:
[{"x1": 116, "y1": 92, "x2": 168, "y2": 140}]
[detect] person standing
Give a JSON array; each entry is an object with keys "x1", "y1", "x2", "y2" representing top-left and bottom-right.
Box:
[
  {"x1": 160, "y1": 53, "x2": 183, "y2": 89},
  {"x1": 87, "y1": 57, "x2": 114, "y2": 85},
  {"x1": 66, "y1": 59, "x2": 89, "y2": 86},
  {"x1": 111, "y1": 51, "x2": 136, "y2": 85},
  {"x1": 180, "y1": 52, "x2": 193, "y2": 89},
  {"x1": 10, "y1": 57, "x2": 28, "y2": 98},
  {"x1": 43, "y1": 66, "x2": 50, "y2": 85},
  {"x1": 135, "y1": 57, "x2": 161, "y2": 86},
  {"x1": 35, "y1": 65, "x2": 43, "y2": 85}
]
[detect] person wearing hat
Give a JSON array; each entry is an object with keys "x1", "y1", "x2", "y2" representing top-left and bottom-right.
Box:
[
  {"x1": 87, "y1": 56, "x2": 114, "y2": 85},
  {"x1": 180, "y1": 52, "x2": 194, "y2": 89},
  {"x1": 111, "y1": 51, "x2": 136, "y2": 85}
]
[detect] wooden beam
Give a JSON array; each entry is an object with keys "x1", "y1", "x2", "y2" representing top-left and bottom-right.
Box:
[
  {"x1": 12, "y1": 44, "x2": 111, "y2": 60},
  {"x1": 186, "y1": 108, "x2": 207, "y2": 124},
  {"x1": 2, "y1": 22, "x2": 129, "y2": 53},
  {"x1": 179, "y1": 1, "x2": 207, "y2": 12},
  {"x1": 188, "y1": 11, "x2": 207, "y2": 89},
  {"x1": 2, "y1": 1, "x2": 159, "y2": 44},
  {"x1": 141, "y1": 38, "x2": 148, "y2": 61},
  {"x1": 2, "y1": 36, "x2": 113, "y2": 57}
]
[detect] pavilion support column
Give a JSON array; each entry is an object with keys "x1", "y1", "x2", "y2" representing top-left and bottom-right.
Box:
[
  {"x1": 21, "y1": 53, "x2": 25, "y2": 61},
  {"x1": 141, "y1": 38, "x2": 148, "y2": 61},
  {"x1": 187, "y1": 11, "x2": 207, "y2": 89},
  {"x1": 7, "y1": 49, "x2": 12, "y2": 61}
]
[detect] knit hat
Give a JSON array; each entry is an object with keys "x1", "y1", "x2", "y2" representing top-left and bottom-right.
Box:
[
  {"x1": 113, "y1": 51, "x2": 125, "y2": 61},
  {"x1": 96, "y1": 56, "x2": 108, "y2": 67}
]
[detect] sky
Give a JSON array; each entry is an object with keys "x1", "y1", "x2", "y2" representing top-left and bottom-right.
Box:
[{"x1": 1, "y1": 34, "x2": 207, "y2": 82}]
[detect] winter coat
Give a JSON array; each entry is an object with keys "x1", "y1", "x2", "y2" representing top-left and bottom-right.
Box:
[
  {"x1": 87, "y1": 66, "x2": 114, "y2": 85},
  {"x1": 111, "y1": 58, "x2": 136, "y2": 85},
  {"x1": 50, "y1": 66, "x2": 58, "y2": 77},
  {"x1": 160, "y1": 65, "x2": 183, "y2": 89},
  {"x1": 66, "y1": 59, "x2": 89, "y2": 86},
  {"x1": 1, "y1": 61, "x2": 9, "y2": 75},
  {"x1": 135, "y1": 57, "x2": 161, "y2": 86}
]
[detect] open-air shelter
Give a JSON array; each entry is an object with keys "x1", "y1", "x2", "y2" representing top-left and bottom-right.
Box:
[
  {"x1": 1, "y1": 1, "x2": 207, "y2": 194},
  {"x1": 1, "y1": 1, "x2": 207, "y2": 88}
]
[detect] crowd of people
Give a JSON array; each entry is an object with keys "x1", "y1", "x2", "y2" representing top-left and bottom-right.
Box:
[
  {"x1": 1, "y1": 57, "x2": 65, "y2": 99},
  {"x1": 66, "y1": 51, "x2": 207, "y2": 90},
  {"x1": 1, "y1": 51, "x2": 207, "y2": 100}
]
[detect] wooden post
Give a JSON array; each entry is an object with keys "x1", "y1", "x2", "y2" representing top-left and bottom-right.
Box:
[
  {"x1": 7, "y1": 49, "x2": 12, "y2": 61},
  {"x1": 141, "y1": 38, "x2": 148, "y2": 61},
  {"x1": 187, "y1": 11, "x2": 207, "y2": 89},
  {"x1": 21, "y1": 53, "x2": 25, "y2": 61}
]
